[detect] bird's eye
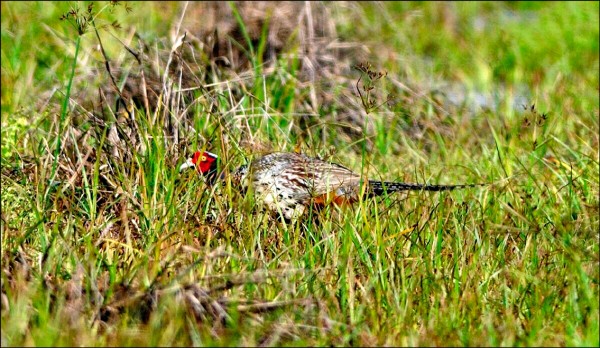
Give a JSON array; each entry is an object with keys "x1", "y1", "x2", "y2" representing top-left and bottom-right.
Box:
[{"x1": 201, "y1": 156, "x2": 207, "y2": 161}]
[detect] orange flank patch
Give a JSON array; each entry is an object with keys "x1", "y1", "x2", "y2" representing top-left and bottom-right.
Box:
[{"x1": 312, "y1": 192, "x2": 356, "y2": 206}]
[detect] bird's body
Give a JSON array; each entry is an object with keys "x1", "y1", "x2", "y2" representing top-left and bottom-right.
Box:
[
  {"x1": 239, "y1": 152, "x2": 363, "y2": 219},
  {"x1": 180, "y1": 151, "x2": 479, "y2": 220}
]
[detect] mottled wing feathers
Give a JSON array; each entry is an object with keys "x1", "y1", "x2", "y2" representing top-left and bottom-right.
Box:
[
  {"x1": 301, "y1": 160, "x2": 362, "y2": 199},
  {"x1": 253, "y1": 152, "x2": 360, "y2": 197}
]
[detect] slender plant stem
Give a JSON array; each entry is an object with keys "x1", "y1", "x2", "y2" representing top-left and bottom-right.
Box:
[{"x1": 46, "y1": 35, "x2": 81, "y2": 201}]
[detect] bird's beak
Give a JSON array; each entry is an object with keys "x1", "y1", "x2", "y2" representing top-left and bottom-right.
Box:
[{"x1": 179, "y1": 158, "x2": 195, "y2": 172}]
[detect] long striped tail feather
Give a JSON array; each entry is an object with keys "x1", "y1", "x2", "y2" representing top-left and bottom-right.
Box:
[{"x1": 368, "y1": 180, "x2": 482, "y2": 197}]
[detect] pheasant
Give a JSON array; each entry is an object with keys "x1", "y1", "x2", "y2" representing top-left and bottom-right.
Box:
[{"x1": 179, "y1": 151, "x2": 480, "y2": 220}]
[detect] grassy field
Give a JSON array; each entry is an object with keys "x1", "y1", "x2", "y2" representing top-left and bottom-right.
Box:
[{"x1": 1, "y1": 1, "x2": 598, "y2": 346}]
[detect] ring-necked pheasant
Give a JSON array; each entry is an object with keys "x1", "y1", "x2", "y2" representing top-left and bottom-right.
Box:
[{"x1": 180, "y1": 151, "x2": 480, "y2": 220}]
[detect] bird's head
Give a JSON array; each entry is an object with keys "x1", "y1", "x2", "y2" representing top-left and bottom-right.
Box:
[{"x1": 179, "y1": 151, "x2": 219, "y2": 182}]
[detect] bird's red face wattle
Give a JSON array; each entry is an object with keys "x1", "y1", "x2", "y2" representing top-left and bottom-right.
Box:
[{"x1": 191, "y1": 151, "x2": 218, "y2": 174}]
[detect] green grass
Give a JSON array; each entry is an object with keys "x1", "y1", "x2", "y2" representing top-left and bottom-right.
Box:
[{"x1": 1, "y1": 1, "x2": 598, "y2": 346}]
